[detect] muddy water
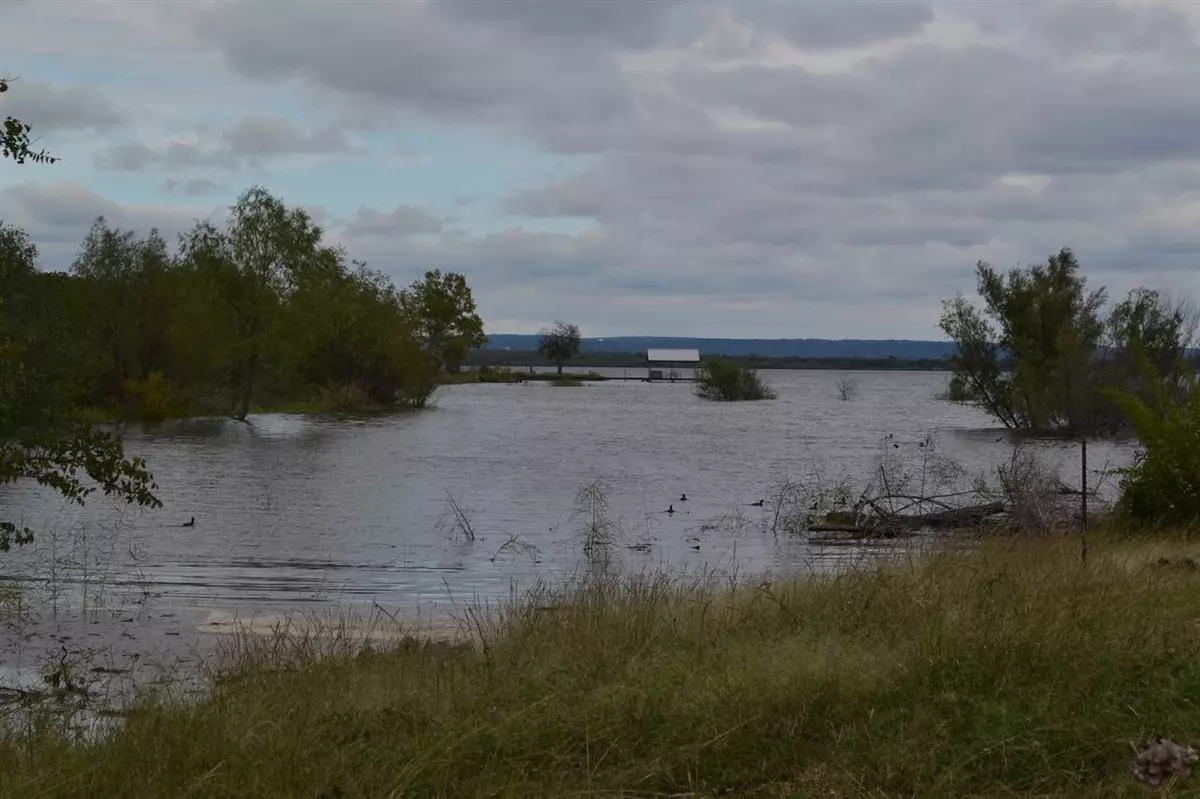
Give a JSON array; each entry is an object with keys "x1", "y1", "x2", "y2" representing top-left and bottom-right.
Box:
[{"x1": 0, "y1": 370, "x2": 1137, "y2": 700}]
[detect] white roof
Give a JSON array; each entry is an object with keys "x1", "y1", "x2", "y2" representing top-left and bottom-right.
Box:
[{"x1": 647, "y1": 348, "x2": 701, "y2": 363}]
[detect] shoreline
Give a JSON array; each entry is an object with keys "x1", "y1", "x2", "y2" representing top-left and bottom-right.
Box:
[{"x1": 4, "y1": 533, "x2": 1198, "y2": 796}]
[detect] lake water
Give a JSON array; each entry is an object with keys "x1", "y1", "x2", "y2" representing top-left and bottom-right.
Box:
[
  {"x1": 0, "y1": 369, "x2": 1136, "y2": 612},
  {"x1": 0, "y1": 369, "x2": 1138, "y2": 695}
]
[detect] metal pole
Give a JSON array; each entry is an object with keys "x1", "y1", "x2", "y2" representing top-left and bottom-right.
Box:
[{"x1": 1080, "y1": 438, "x2": 1089, "y2": 566}]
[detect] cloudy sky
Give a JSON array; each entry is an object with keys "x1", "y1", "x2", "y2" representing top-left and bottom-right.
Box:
[{"x1": 3, "y1": 0, "x2": 1200, "y2": 339}]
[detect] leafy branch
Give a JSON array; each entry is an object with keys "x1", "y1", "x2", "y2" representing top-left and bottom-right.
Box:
[{"x1": 0, "y1": 77, "x2": 58, "y2": 165}]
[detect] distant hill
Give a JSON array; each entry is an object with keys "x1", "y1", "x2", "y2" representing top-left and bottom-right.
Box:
[{"x1": 484, "y1": 335, "x2": 958, "y2": 360}]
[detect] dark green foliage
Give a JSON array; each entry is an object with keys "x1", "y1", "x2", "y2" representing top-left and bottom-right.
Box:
[
  {"x1": 0, "y1": 188, "x2": 465, "y2": 426},
  {"x1": 537, "y1": 320, "x2": 582, "y2": 374},
  {"x1": 695, "y1": 360, "x2": 776, "y2": 401},
  {"x1": 400, "y1": 269, "x2": 487, "y2": 373},
  {"x1": 1103, "y1": 342, "x2": 1200, "y2": 527},
  {"x1": 177, "y1": 186, "x2": 329, "y2": 421},
  {"x1": 0, "y1": 184, "x2": 481, "y2": 547},
  {"x1": 1, "y1": 279, "x2": 162, "y2": 551},
  {"x1": 1, "y1": 96, "x2": 157, "y2": 550},
  {"x1": 941, "y1": 248, "x2": 1194, "y2": 434}
]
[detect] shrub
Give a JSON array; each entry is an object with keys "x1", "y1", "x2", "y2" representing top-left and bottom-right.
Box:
[
  {"x1": 944, "y1": 372, "x2": 973, "y2": 402},
  {"x1": 119, "y1": 370, "x2": 176, "y2": 422},
  {"x1": 395, "y1": 361, "x2": 440, "y2": 408},
  {"x1": 1102, "y1": 342, "x2": 1200, "y2": 527},
  {"x1": 695, "y1": 360, "x2": 776, "y2": 402},
  {"x1": 317, "y1": 383, "x2": 374, "y2": 413},
  {"x1": 478, "y1": 366, "x2": 526, "y2": 384}
]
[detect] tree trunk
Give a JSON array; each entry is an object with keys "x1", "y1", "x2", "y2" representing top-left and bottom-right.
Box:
[
  {"x1": 111, "y1": 340, "x2": 126, "y2": 402},
  {"x1": 557, "y1": 360, "x2": 564, "y2": 374},
  {"x1": 235, "y1": 351, "x2": 258, "y2": 422}
]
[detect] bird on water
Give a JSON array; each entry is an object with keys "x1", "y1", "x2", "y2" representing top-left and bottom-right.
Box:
[{"x1": 182, "y1": 517, "x2": 195, "y2": 527}]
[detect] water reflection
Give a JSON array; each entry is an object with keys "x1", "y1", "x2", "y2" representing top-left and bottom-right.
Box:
[{"x1": 0, "y1": 370, "x2": 1135, "y2": 617}]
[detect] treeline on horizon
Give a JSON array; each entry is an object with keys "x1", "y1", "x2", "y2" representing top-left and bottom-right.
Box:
[
  {"x1": 483, "y1": 334, "x2": 960, "y2": 360},
  {"x1": 467, "y1": 349, "x2": 955, "y2": 371},
  {"x1": 1, "y1": 186, "x2": 487, "y2": 429}
]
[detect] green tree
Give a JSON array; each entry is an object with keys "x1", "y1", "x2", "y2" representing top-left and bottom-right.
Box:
[
  {"x1": 1102, "y1": 341, "x2": 1200, "y2": 527},
  {"x1": 71, "y1": 219, "x2": 180, "y2": 417},
  {"x1": 1104, "y1": 289, "x2": 1194, "y2": 379},
  {"x1": 941, "y1": 248, "x2": 1107, "y2": 433},
  {"x1": 538, "y1": 320, "x2": 582, "y2": 374},
  {"x1": 400, "y1": 269, "x2": 486, "y2": 373},
  {"x1": 179, "y1": 186, "x2": 326, "y2": 421},
  {"x1": 1, "y1": 226, "x2": 95, "y2": 422},
  {"x1": 275, "y1": 253, "x2": 439, "y2": 408},
  {"x1": 72, "y1": 218, "x2": 141, "y2": 402}
]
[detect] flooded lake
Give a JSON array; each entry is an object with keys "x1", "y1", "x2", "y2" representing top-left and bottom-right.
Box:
[
  {"x1": 0, "y1": 369, "x2": 1137, "y2": 690},
  {"x1": 1, "y1": 370, "x2": 1135, "y2": 612}
]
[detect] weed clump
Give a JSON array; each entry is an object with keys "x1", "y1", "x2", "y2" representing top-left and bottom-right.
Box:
[{"x1": 695, "y1": 360, "x2": 776, "y2": 402}]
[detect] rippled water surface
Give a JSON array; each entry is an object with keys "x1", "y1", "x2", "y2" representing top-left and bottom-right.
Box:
[{"x1": 0, "y1": 370, "x2": 1136, "y2": 622}]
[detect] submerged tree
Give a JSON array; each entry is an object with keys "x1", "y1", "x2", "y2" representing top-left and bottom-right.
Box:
[
  {"x1": 72, "y1": 218, "x2": 177, "y2": 405},
  {"x1": 695, "y1": 360, "x2": 776, "y2": 402},
  {"x1": 277, "y1": 256, "x2": 440, "y2": 409},
  {"x1": 941, "y1": 249, "x2": 1197, "y2": 435},
  {"x1": 400, "y1": 269, "x2": 487, "y2": 373},
  {"x1": 538, "y1": 320, "x2": 582, "y2": 374},
  {"x1": 940, "y1": 248, "x2": 1107, "y2": 433},
  {"x1": 1103, "y1": 288, "x2": 1195, "y2": 384},
  {"x1": 178, "y1": 186, "x2": 326, "y2": 421}
]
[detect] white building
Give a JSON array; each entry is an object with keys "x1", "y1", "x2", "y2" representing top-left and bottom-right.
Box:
[{"x1": 646, "y1": 348, "x2": 700, "y2": 382}]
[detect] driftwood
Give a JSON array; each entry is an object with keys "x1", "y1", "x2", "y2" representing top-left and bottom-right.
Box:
[{"x1": 807, "y1": 501, "x2": 1007, "y2": 537}]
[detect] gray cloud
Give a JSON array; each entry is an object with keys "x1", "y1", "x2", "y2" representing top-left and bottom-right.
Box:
[
  {"x1": 159, "y1": 177, "x2": 224, "y2": 197},
  {"x1": 0, "y1": 182, "x2": 220, "y2": 261},
  {"x1": 503, "y1": 177, "x2": 605, "y2": 219},
  {"x1": 221, "y1": 115, "x2": 356, "y2": 157},
  {"x1": 10, "y1": 0, "x2": 1200, "y2": 337},
  {"x1": 433, "y1": 0, "x2": 697, "y2": 49},
  {"x1": 733, "y1": 1, "x2": 934, "y2": 49},
  {"x1": 342, "y1": 205, "x2": 444, "y2": 238},
  {"x1": 95, "y1": 114, "x2": 357, "y2": 172},
  {"x1": 98, "y1": 141, "x2": 214, "y2": 172},
  {"x1": 0, "y1": 78, "x2": 123, "y2": 132}
]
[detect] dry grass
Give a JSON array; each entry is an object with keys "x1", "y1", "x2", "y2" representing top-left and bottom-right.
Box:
[{"x1": 5, "y1": 534, "x2": 1200, "y2": 797}]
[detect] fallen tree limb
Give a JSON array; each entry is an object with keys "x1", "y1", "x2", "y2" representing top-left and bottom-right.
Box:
[{"x1": 808, "y1": 501, "x2": 1008, "y2": 537}]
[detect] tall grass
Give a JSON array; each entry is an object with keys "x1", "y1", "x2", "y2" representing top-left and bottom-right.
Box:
[
  {"x1": 4, "y1": 536, "x2": 1200, "y2": 797},
  {"x1": 316, "y1": 382, "x2": 376, "y2": 413}
]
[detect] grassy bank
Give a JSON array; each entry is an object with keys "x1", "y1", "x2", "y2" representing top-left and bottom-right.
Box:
[{"x1": 5, "y1": 535, "x2": 1200, "y2": 797}]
